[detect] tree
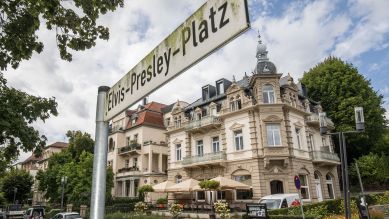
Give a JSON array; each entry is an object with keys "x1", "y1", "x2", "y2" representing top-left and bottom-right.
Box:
[
  {"x1": 0, "y1": 73, "x2": 57, "y2": 171},
  {"x1": 36, "y1": 130, "x2": 113, "y2": 206},
  {"x1": 349, "y1": 153, "x2": 389, "y2": 188},
  {"x1": 137, "y1": 185, "x2": 154, "y2": 202},
  {"x1": 301, "y1": 57, "x2": 387, "y2": 161},
  {"x1": 0, "y1": 0, "x2": 124, "y2": 70},
  {"x1": 1, "y1": 169, "x2": 33, "y2": 203}
]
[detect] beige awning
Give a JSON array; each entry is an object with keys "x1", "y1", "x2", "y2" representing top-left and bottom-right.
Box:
[
  {"x1": 210, "y1": 176, "x2": 250, "y2": 190},
  {"x1": 166, "y1": 179, "x2": 201, "y2": 192},
  {"x1": 152, "y1": 181, "x2": 175, "y2": 193}
]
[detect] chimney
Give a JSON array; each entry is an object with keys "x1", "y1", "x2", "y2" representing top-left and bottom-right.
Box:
[{"x1": 143, "y1": 97, "x2": 148, "y2": 105}]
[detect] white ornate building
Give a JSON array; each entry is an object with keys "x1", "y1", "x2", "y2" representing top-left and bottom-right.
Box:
[{"x1": 162, "y1": 36, "x2": 340, "y2": 204}]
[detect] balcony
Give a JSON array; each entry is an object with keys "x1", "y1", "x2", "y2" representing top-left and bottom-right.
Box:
[
  {"x1": 118, "y1": 143, "x2": 141, "y2": 155},
  {"x1": 307, "y1": 113, "x2": 334, "y2": 127},
  {"x1": 311, "y1": 149, "x2": 340, "y2": 165},
  {"x1": 109, "y1": 125, "x2": 124, "y2": 134},
  {"x1": 186, "y1": 116, "x2": 222, "y2": 133},
  {"x1": 118, "y1": 166, "x2": 140, "y2": 173},
  {"x1": 182, "y1": 151, "x2": 227, "y2": 168}
]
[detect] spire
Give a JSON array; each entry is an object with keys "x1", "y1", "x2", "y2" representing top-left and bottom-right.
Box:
[
  {"x1": 232, "y1": 75, "x2": 236, "y2": 83},
  {"x1": 256, "y1": 30, "x2": 268, "y2": 61}
]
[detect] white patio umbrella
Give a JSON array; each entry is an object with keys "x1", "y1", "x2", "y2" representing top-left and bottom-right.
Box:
[
  {"x1": 210, "y1": 175, "x2": 250, "y2": 190},
  {"x1": 166, "y1": 178, "x2": 201, "y2": 192},
  {"x1": 153, "y1": 181, "x2": 175, "y2": 193}
]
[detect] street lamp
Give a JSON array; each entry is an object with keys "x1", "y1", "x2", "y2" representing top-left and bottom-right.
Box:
[
  {"x1": 13, "y1": 187, "x2": 17, "y2": 204},
  {"x1": 61, "y1": 176, "x2": 68, "y2": 212},
  {"x1": 319, "y1": 107, "x2": 365, "y2": 219}
]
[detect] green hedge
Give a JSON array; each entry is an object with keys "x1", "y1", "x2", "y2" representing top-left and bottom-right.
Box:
[
  {"x1": 106, "y1": 197, "x2": 141, "y2": 206},
  {"x1": 269, "y1": 216, "x2": 316, "y2": 219},
  {"x1": 105, "y1": 212, "x2": 167, "y2": 219}
]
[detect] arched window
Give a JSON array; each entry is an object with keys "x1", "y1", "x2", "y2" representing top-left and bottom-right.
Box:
[
  {"x1": 230, "y1": 97, "x2": 235, "y2": 111},
  {"x1": 236, "y1": 95, "x2": 242, "y2": 110},
  {"x1": 326, "y1": 174, "x2": 335, "y2": 199},
  {"x1": 314, "y1": 172, "x2": 323, "y2": 202},
  {"x1": 270, "y1": 180, "x2": 284, "y2": 194},
  {"x1": 108, "y1": 138, "x2": 115, "y2": 152},
  {"x1": 263, "y1": 85, "x2": 275, "y2": 103}
]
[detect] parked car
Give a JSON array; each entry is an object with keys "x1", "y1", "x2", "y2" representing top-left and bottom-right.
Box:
[
  {"x1": 259, "y1": 193, "x2": 300, "y2": 209},
  {"x1": 23, "y1": 206, "x2": 45, "y2": 219},
  {"x1": 3, "y1": 204, "x2": 24, "y2": 219},
  {"x1": 50, "y1": 213, "x2": 81, "y2": 219}
]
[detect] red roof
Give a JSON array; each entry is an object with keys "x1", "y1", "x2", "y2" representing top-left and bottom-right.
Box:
[
  {"x1": 22, "y1": 154, "x2": 42, "y2": 164},
  {"x1": 126, "y1": 102, "x2": 166, "y2": 129},
  {"x1": 46, "y1": 142, "x2": 68, "y2": 149}
]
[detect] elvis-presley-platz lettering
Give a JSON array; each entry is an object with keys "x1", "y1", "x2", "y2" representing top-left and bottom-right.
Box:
[{"x1": 104, "y1": 0, "x2": 249, "y2": 121}]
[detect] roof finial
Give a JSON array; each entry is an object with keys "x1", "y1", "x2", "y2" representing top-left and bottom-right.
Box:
[
  {"x1": 232, "y1": 75, "x2": 236, "y2": 83},
  {"x1": 258, "y1": 30, "x2": 262, "y2": 44},
  {"x1": 244, "y1": 72, "x2": 248, "y2": 78}
]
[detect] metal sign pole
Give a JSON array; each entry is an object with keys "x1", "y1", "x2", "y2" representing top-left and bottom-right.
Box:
[
  {"x1": 90, "y1": 86, "x2": 110, "y2": 219},
  {"x1": 342, "y1": 133, "x2": 351, "y2": 219},
  {"x1": 298, "y1": 191, "x2": 305, "y2": 219}
]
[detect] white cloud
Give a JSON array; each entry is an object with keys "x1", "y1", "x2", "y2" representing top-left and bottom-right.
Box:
[{"x1": 4, "y1": 0, "x2": 389, "y2": 162}]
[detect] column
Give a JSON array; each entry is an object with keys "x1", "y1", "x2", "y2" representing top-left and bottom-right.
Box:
[
  {"x1": 130, "y1": 180, "x2": 135, "y2": 197},
  {"x1": 158, "y1": 153, "x2": 163, "y2": 173},
  {"x1": 122, "y1": 180, "x2": 126, "y2": 197},
  {"x1": 148, "y1": 145, "x2": 152, "y2": 173}
]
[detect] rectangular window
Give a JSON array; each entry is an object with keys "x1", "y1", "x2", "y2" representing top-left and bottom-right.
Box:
[
  {"x1": 217, "y1": 82, "x2": 224, "y2": 94},
  {"x1": 134, "y1": 134, "x2": 138, "y2": 143},
  {"x1": 299, "y1": 175, "x2": 310, "y2": 200},
  {"x1": 217, "y1": 191, "x2": 226, "y2": 200},
  {"x1": 236, "y1": 189, "x2": 252, "y2": 200},
  {"x1": 176, "y1": 144, "x2": 182, "y2": 161},
  {"x1": 126, "y1": 137, "x2": 131, "y2": 146},
  {"x1": 197, "y1": 140, "x2": 204, "y2": 157},
  {"x1": 267, "y1": 124, "x2": 281, "y2": 146},
  {"x1": 133, "y1": 157, "x2": 138, "y2": 167},
  {"x1": 124, "y1": 159, "x2": 129, "y2": 168},
  {"x1": 197, "y1": 191, "x2": 205, "y2": 200},
  {"x1": 309, "y1": 134, "x2": 315, "y2": 151},
  {"x1": 165, "y1": 118, "x2": 170, "y2": 127},
  {"x1": 322, "y1": 137, "x2": 326, "y2": 147},
  {"x1": 296, "y1": 128, "x2": 301, "y2": 149},
  {"x1": 203, "y1": 88, "x2": 209, "y2": 100},
  {"x1": 212, "y1": 137, "x2": 220, "y2": 153},
  {"x1": 234, "y1": 130, "x2": 244, "y2": 150}
]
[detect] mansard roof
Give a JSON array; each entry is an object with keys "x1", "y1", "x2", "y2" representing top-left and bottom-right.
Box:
[{"x1": 126, "y1": 101, "x2": 166, "y2": 129}]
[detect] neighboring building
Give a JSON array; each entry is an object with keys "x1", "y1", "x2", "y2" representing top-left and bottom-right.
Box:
[
  {"x1": 21, "y1": 141, "x2": 68, "y2": 205},
  {"x1": 108, "y1": 102, "x2": 169, "y2": 198},
  {"x1": 163, "y1": 36, "x2": 340, "y2": 203}
]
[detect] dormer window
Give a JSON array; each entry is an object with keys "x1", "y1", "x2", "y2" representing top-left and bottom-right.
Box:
[
  {"x1": 174, "y1": 116, "x2": 182, "y2": 128},
  {"x1": 263, "y1": 84, "x2": 275, "y2": 103},
  {"x1": 202, "y1": 87, "x2": 209, "y2": 100},
  {"x1": 217, "y1": 81, "x2": 224, "y2": 94}
]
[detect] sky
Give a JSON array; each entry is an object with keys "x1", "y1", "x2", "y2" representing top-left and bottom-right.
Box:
[{"x1": 4, "y1": 0, "x2": 389, "y2": 162}]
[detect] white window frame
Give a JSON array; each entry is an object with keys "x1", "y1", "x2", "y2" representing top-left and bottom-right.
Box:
[
  {"x1": 326, "y1": 174, "x2": 335, "y2": 199},
  {"x1": 299, "y1": 174, "x2": 310, "y2": 201},
  {"x1": 296, "y1": 128, "x2": 302, "y2": 149},
  {"x1": 133, "y1": 157, "x2": 138, "y2": 167},
  {"x1": 263, "y1": 84, "x2": 275, "y2": 104},
  {"x1": 124, "y1": 159, "x2": 130, "y2": 168},
  {"x1": 234, "y1": 130, "x2": 244, "y2": 151},
  {"x1": 212, "y1": 137, "x2": 220, "y2": 153},
  {"x1": 267, "y1": 124, "x2": 282, "y2": 146},
  {"x1": 197, "y1": 140, "x2": 204, "y2": 157},
  {"x1": 176, "y1": 144, "x2": 182, "y2": 161},
  {"x1": 309, "y1": 133, "x2": 315, "y2": 151}
]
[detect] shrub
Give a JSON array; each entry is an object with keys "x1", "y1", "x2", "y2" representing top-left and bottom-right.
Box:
[
  {"x1": 134, "y1": 202, "x2": 148, "y2": 216},
  {"x1": 305, "y1": 204, "x2": 329, "y2": 219},
  {"x1": 214, "y1": 201, "x2": 230, "y2": 219},
  {"x1": 169, "y1": 203, "x2": 183, "y2": 219},
  {"x1": 199, "y1": 180, "x2": 220, "y2": 190},
  {"x1": 138, "y1": 185, "x2": 154, "y2": 202},
  {"x1": 156, "y1": 197, "x2": 167, "y2": 204}
]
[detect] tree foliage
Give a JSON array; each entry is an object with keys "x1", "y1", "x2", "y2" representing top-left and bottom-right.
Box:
[
  {"x1": 0, "y1": 73, "x2": 57, "y2": 170},
  {"x1": 0, "y1": 0, "x2": 124, "y2": 70},
  {"x1": 301, "y1": 57, "x2": 387, "y2": 160},
  {"x1": 349, "y1": 153, "x2": 389, "y2": 187},
  {"x1": 36, "y1": 130, "x2": 113, "y2": 206},
  {"x1": 1, "y1": 169, "x2": 33, "y2": 203}
]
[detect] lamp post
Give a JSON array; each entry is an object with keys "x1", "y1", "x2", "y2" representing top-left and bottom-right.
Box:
[
  {"x1": 61, "y1": 176, "x2": 68, "y2": 212},
  {"x1": 13, "y1": 187, "x2": 17, "y2": 204},
  {"x1": 319, "y1": 107, "x2": 365, "y2": 219}
]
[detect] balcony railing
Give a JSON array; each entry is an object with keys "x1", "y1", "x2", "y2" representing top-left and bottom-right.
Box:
[
  {"x1": 118, "y1": 143, "x2": 141, "y2": 154},
  {"x1": 307, "y1": 113, "x2": 334, "y2": 127},
  {"x1": 118, "y1": 166, "x2": 139, "y2": 173},
  {"x1": 186, "y1": 116, "x2": 221, "y2": 130},
  {"x1": 182, "y1": 151, "x2": 226, "y2": 165},
  {"x1": 311, "y1": 150, "x2": 340, "y2": 163},
  {"x1": 109, "y1": 126, "x2": 124, "y2": 133}
]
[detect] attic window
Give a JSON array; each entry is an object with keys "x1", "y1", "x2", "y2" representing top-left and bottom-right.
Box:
[
  {"x1": 202, "y1": 87, "x2": 209, "y2": 100},
  {"x1": 131, "y1": 118, "x2": 137, "y2": 126},
  {"x1": 217, "y1": 82, "x2": 224, "y2": 94}
]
